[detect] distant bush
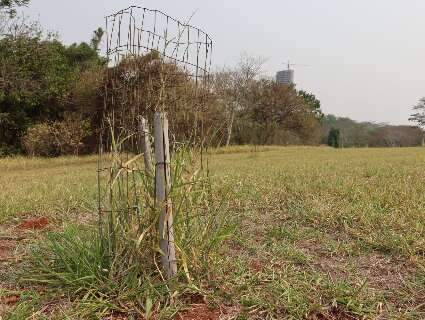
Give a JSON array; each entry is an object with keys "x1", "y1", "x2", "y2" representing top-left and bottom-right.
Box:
[
  {"x1": 21, "y1": 114, "x2": 91, "y2": 157},
  {"x1": 22, "y1": 123, "x2": 58, "y2": 157},
  {"x1": 327, "y1": 127, "x2": 341, "y2": 148},
  {"x1": 52, "y1": 114, "x2": 91, "y2": 156}
]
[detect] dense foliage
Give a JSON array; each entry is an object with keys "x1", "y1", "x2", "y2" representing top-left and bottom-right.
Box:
[
  {"x1": 231, "y1": 80, "x2": 321, "y2": 145},
  {"x1": 0, "y1": 0, "x2": 29, "y2": 16},
  {"x1": 212, "y1": 57, "x2": 322, "y2": 146},
  {"x1": 0, "y1": 19, "x2": 324, "y2": 156},
  {"x1": 327, "y1": 127, "x2": 340, "y2": 148},
  {"x1": 409, "y1": 97, "x2": 425, "y2": 145},
  {"x1": 410, "y1": 98, "x2": 425, "y2": 127},
  {"x1": 1, "y1": 15, "x2": 423, "y2": 156},
  {"x1": 321, "y1": 114, "x2": 423, "y2": 147},
  {"x1": 0, "y1": 19, "x2": 105, "y2": 155}
]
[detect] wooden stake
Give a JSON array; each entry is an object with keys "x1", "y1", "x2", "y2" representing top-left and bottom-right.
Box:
[
  {"x1": 138, "y1": 116, "x2": 154, "y2": 176},
  {"x1": 154, "y1": 112, "x2": 177, "y2": 278}
]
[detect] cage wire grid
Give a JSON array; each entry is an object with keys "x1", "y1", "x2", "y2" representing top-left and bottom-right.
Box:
[
  {"x1": 97, "y1": 6, "x2": 213, "y2": 233},
  {"x1": 106, "y1": 6, "x2": 212, "y2": 83}
]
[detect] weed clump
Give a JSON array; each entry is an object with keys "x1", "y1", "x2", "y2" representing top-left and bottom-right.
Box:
[{"x1": 25, "y1": 147, "x2": 231, "y2": 318}]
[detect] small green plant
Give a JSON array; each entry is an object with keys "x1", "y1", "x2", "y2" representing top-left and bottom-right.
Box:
[{"x1": 1, "y1": 290, "x2": 42, "y2": 320}]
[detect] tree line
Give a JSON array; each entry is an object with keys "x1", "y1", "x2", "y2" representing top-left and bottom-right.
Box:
[
  {"x1": 1, "y1": 2, "x2": 424, "y2": 156},
  {"x1": 322, "y1": 115, "x2": 424, "y2": 148},
  {"x1": 0, "y1": 14, "x2": 106, "y2": 155},
  {"x1": 0, "y1": 12, "x2": 325, "y2": 156}
]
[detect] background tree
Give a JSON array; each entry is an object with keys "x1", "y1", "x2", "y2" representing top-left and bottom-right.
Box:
[
  {"x1": 21, "y1": 122, "x2": 57, "y2": 157},
  {"x1": 103, "y1": 51, "x2": 219, "y2": 147},
  {"x1": 298, "y1": 90, "x2": 323, "y2": 119},
  {"x1": 0, "y1": 35, "x2": 73, "y2": 153},
  {"x1": 327, "y1": 127, "x2": 340, "y2": 148},
  {"x1": 52, "y1": 113, "x2": 92, "y2": 155},
  {"x1": 368, "y1": 125, "x2": 423, "y2": 147},
  {"x1": 213, "y1": 55, "x2": 265, "y2": 146},
  {"x1": 233, "y1": 79, "x2": 321, "y2": 145},
  {"x1": 90, "y1": 27, "x2": 104, "y2": 51},
  {"x1": 409, "y1": 97, "x2": 425, "y2": 145},
  {"x1": 321, "y1": 114, "x2": 424, "y2": 148},
  {"x1": 0, "y1": 0, "x2": 29, "y2": 17},
  {"x1": 321, "y1": 115, "x2": 379, "y2": 147},
  {"x1": 0, "y1": 18, "x2": 105, "y2": 155}
]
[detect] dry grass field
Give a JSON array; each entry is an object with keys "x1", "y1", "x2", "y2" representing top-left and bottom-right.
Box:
[{"x1": 1, "y1": 146, "x2": 424, "y2": 319}]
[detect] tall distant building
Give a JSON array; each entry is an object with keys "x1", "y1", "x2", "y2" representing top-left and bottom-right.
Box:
[{"x1": 276, "y1": 69, "x2": 294, "y2": 85}]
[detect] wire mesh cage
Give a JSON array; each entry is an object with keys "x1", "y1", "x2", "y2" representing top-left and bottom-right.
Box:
[
  {"x1": 103, "y1": 6, "x2": 213, "y2": 142},
  {"x1": 97, "y1": 6, "x2": 214, "y2": 267},
  {"x1": 106, "y1": 6, "x2": 212, "y2": 83}
]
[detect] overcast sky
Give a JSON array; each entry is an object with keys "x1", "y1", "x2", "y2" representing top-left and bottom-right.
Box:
[{"x1": 24, "y1": 0, "x2": 425, "y2": 125}]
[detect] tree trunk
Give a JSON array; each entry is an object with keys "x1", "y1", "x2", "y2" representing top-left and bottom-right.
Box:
[{"x1": 225, "y1": 110, "x2": 235, "y2": 147}]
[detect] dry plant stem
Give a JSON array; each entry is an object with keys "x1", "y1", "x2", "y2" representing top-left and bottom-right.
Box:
[
  {"x1": 138, "y1": 116, "x2": 154, "y2": 176},
  {"x1": 154, "y1": 112, "x2": 177, "y2": 279}
]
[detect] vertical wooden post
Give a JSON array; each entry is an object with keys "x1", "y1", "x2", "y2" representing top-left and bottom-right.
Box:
[
  {"x1": 154, "y1": 112, "x2": 177, "y2": 278},
  {"x1": 138, "y1": 116, "x2": 154, "y2": 176}
]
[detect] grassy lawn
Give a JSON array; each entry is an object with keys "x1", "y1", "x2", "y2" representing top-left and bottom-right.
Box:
[
  {"x1": 1, "y1": 146, "x2": 424, "y2": 319},
  {"x1": 0, "y1": 156, "x2": 98, "y2": 224}
]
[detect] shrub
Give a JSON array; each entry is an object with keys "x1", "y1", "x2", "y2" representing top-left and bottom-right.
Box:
[
  {"x1": 52, "y1": 113, "x2": 91, "y2": 156},
  {"x1": 21, "y1": 114, "x2": 91, "y2": 157},
  {"x1": 327, "y1": 127, "x2": 341, "y2": 148},
  {"x1": 21, "y1": 123, "x2": 58, "y2": 157}
]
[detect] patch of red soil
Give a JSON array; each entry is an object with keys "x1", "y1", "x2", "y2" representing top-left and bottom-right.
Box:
[
  {"x1": 181, "y1": 293, "x2": 205, "y2": 304},
  {"x1": 17, "y1": 217, "x2": 49, "y2": 230},
  {"x1": 177, "y1": 304, "x2": 221, "y2": 320},
  {"x1": 2, "y1": 295, "x2": 20, "y2": 305}
]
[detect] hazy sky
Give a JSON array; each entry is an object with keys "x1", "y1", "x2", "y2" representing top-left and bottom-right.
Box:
[{"x1": 24, "y1": 0, "x2": 425, "y2": 125}]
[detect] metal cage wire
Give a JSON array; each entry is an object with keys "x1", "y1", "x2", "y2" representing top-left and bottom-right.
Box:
[
  {"x1": 97, "y1": 6, "x2": 213, "y2": 228},
  {"x1": 105, "y1": 6, "x2": 212, "y2": 87}
]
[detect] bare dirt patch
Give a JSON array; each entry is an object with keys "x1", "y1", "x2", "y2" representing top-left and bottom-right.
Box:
[
  {"x1": 177, "y1": 304, "x2": 221, "y2": 320},
  {"x1": 177, "y1": 304, "x2": 239, "y2": 320},
  {"x1": 17, "y1": 217, "x2": 50, "y2": 230},
  {"x1": 355, "y1": 253, "x2": 414, "y2": 291},
  {"x1": 38, "y1": 298, "x2": 72, "y2": 318},
  {"x1": 297, "y1": 239, "x2": 349, "y2": 280},
  {"x1": 296, "y1": 235, "x2": 416, "y2": 294},
  {"x1": 0, "y1": 218, "x2": 42, "y2": 262}
]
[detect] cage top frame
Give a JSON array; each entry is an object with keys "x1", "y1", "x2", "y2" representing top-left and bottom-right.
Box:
[{"x1": 105, "y1": 5, "x2": 213, "y2": 83}]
